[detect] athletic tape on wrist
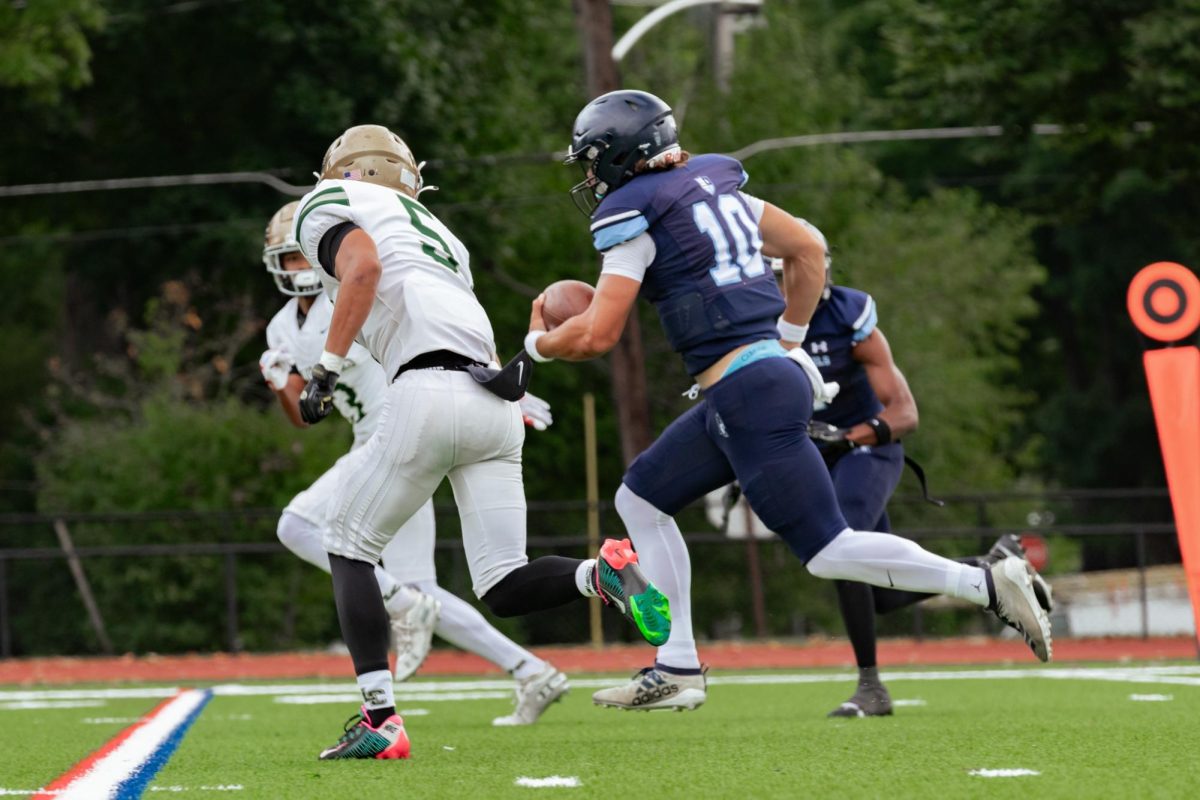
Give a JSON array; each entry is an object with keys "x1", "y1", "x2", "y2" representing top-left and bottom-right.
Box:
[
  {"x1": 318, "y1": 350, "x2": 346, "y2": 374},
  {"x1": 524, "y1": 330, "x2": 553, "y2": 363},
  {"x1": 777, "y1": 320, "x2": 809, "y2": 344}
]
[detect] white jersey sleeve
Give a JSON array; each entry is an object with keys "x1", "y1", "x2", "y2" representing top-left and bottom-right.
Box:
[
  {"x1": 294, "y1": 184, "x2": 356, "y2": 266},
  {"x1": 292, "y1": 179, "x2": 497, "y2": 377}
]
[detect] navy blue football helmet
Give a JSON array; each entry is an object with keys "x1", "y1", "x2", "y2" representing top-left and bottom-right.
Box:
[{"x1": 564, "y1": 89, "x2": 679, "y2": 215}]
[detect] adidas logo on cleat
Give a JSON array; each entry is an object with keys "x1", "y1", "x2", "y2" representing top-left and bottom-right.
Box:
[{"x1": 633, "y1": 681, "x2": 680, "y2": 705}]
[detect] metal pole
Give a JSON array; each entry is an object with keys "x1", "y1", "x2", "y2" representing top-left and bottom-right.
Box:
[
  {"x1": 0, "y1": 557, "x2": 10, "y2": 658},
  {"x1": 224, "y1": 552, "x2": 241, "y2": 653},
  {"x1": 53, "y1": 519, "x2": 114, "y2": 655},
  {"x1": 1136, "y1": 530, "x2": 1149, "y2": 640},
  {"x1": 584, "y1": 393, "x2": 604, "y2": 648},
  {"x1": 742, "y1": 503, "x2": 768, "y2": 637}
]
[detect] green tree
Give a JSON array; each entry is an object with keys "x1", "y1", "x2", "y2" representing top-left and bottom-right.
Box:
[{"x1": 0, "y1": 0, "x2": 104, "y2": 103}]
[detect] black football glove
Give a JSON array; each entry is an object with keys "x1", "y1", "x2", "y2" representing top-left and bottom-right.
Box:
[
  {"x1": 299, "y1": 364, "x2": 339, "y2": 424},
  {"x1": 806, "y1": 420, "x2": 850, "y2": 443}
]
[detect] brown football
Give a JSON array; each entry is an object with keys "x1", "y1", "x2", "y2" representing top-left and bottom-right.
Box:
[{"x1": 541, "y1": 279, "x2": 596, "y2": 330}]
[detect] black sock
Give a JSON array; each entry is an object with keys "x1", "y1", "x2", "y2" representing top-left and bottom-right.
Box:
[
  {"x1": 835, "y1": 580, "x2": 878, "y2": 669},
  {"x1": 329, "y1": 555, "x2": 391, "y2": 676},
  {"x1": 481, "y1": 556, "x2": 584, "y2": 617},
  {"x1": 366, "y1": 706, "x2": 396, "y2": 728}
]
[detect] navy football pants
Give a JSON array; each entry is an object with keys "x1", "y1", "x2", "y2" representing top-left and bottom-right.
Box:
[{"x1": 624, "y1": 357, "x2": 847, "y2": 563}]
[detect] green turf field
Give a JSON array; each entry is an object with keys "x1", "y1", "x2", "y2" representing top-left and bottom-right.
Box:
[{"x1": 2, "y1": 664, "x2": 1197, "y2": 799}]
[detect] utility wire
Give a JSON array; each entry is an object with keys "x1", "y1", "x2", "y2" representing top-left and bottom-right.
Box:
[{"x1": 0, "y1": 124, "x2": 1074, "y2": 200}]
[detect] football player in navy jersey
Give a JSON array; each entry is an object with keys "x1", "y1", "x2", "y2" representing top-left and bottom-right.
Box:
[
  {"x1": 781, "y1": 223, "x2": 1054, "y2": 717},
  {"x1": 525, "y1": 89, "x2": 1052, "y2": 711}
]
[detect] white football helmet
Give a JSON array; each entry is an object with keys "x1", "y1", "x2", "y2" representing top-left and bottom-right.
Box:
[
  {"x1": 263, "y1": 200, "x2": 322, "y2": 297},
  {"x1": 770, "y1": 217, "x2": 832, "y2": 300}
]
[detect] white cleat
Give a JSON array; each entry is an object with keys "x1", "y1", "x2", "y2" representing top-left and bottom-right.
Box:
[
  {"x1": 390, "y1": 591, "x2": 440, "y2": 682},
  {"x1": 592, "y1": 666, "x2": 707, "y2": 711},
  {"x1": 989, "y1": 557, "x2": 1053, "y2": 662},
  {"x1": 492, "y1": 665, "x2": 569, "y2": 726}
]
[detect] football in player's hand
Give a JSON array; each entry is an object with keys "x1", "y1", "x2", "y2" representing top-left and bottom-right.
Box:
[{"x1": 541, "y1": 280, "x2": 595, "y2": 330}]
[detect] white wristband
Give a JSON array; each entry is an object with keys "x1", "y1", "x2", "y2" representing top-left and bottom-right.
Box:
[
  {"x1": 524, "y1": 330, "x2": 553, "y2": 363},
  {"x1": 318, "y1": 350, "x2": 346, "y2": 373},
  {"x1": 777, "y1": 320, "x2": 809, "y2": 344}
]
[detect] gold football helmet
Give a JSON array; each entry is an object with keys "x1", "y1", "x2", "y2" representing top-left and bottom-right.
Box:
[
  {"x1": 263, "y1": 200, "x2": 322, "y2": 297},
  {"x1": 321, "y1": 124, "x2": 424, "y2": 197}
]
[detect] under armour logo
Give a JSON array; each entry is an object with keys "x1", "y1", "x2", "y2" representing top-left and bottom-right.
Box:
[
  {"x1": 695, "y1": 176, "x2": 715, "y2": 195},
  {"x1": 810, "y1": 341, "x2": 829, "y2": 354}
]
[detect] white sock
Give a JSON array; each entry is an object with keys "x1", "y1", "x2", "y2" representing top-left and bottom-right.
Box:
[
  {"x1": 357, "y1": 668, "x2": 394, "y2": 711},
  {"x1": 807, "y1": 529, "x2": 991, "y2": 607},
  {"x1": 575, "y1": 559, "x2": 598, "y2": 597},
  {"x1": 615, "y1": 484, "x2": 701, "y2": 670},
  {"x1": 411, "y1": 580, "x2": 544, "y2": 675},
  {"x1": 277, "y1": 512, "x2": 419, "y2": 613}
]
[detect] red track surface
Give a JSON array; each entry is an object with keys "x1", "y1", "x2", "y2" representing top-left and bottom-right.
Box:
[{"x1": 1, "y1": 637, "x2": 1195, "y2": 685}]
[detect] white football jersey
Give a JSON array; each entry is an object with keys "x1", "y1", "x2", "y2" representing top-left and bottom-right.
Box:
[
  {"x1": 293, "y1": 179, "x2": 496, "y2": 377},
  {"x1": 265, "y1": 293, "x2": 387, "y2": 446}
]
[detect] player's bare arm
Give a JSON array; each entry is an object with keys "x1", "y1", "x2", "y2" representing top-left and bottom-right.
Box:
[
  {"x1": 528, "y1": 273, "x2": 640, "y2": 360},
  {"x1": 325, "y1": 229, "x2": 382, "y2": 358},
  {"x1": 273, "y1": 372, "x2": 309, "y2": 428},
  {"x1": 760, "y1": 203, "x2": 827, "y2": 346},
  {"x1": 846, "y1": 328, "x2": 918, "y2": 446}
]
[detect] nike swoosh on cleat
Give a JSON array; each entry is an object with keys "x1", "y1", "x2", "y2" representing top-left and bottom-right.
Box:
[{"x1": 887, "y1": 570, "x2": 894, "y2": 588}]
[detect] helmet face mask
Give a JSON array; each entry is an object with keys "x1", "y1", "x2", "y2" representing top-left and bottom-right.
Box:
[
  {"x1": 263, "y1": 201, "x2": 323, "y2": 297},
  {"x1": 564, "y1": 90, "x2": 679, "y2": 216}
]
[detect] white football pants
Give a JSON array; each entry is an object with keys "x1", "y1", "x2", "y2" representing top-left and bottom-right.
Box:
[{"x1": 324, "y1": 369, "x2": 530, "y2": 597}]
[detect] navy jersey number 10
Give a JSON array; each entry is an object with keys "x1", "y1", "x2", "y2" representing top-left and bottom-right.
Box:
[{"x1": 692, "y1": 193, "x2": 765, "y2": 287}]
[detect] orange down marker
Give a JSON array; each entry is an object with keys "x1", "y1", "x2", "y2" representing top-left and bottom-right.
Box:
[{"x1": 1127, "y1": 262, "x2": 1200, "y2": 652}]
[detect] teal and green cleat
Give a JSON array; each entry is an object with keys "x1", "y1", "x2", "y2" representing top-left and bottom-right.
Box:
[
  {"x1": 318, "y1": 707, "x2": 410, "y2": 760},
  {"x1": 594, "y1": 538, "x2": 672, "y2": 646}
]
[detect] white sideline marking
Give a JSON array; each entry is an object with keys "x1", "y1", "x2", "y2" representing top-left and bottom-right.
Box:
[
  {"x1": 274, "y1": 691, "x2": 508, "y2": 705},
  {"x1": 515, "y1": 776, "x2": 581, "y2": 788},
  {"x1": 3, "y1": 665, "x2": 1200, "y2": 704},
  {"x1": 892, "y1": 699, "x2": 927, "y2": 707},
  {"x1": 1129, "y1": 693, "x2": 1173, "y2": 701},
  {"x1": 969, "y1": 769, "x2": 1041, "y2": 778},
  {"x1": 400, "y1": 709, "x2": 430, "y2": 716},
  {"x1": 50, "y1": 689, "x2": 210, "y2": 800},
  {"x1": 0, "y1": 700, "x2": 106, "y2": 710},
  {"x1": 148, "y1": 786, "x2": 243, "y2": 793}
]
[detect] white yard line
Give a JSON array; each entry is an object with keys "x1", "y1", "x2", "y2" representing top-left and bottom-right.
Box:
[
  {"x1": 2, "y1": 665, "x2": 1199, "y2": 704},
  {"x1": 969, "y1": 768, "x2": 1041, "y2": 778},
  {"x1": 515, "y1": 776, "x2": 582, "y2": 788}
]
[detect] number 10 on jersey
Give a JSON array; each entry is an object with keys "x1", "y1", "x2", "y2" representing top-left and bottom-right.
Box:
[{"x1": 693, "y1": 193, "x2": 766, "y2": 287}]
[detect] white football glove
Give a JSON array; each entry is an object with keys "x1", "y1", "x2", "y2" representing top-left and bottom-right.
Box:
[
  {"x1": 786, "y1": 347, "x2": 840, "y2": 410},
  {"x1": 259, "y1": 348, "x2": 295, "y2": 391},
  {"x1": 518, "y1": 392, "x2": 553, "y2": 431}
]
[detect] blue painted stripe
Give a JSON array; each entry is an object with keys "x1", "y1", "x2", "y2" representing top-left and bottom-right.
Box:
[
  {"x1": 593, "y1": 216, "x2": 649, "y2": 251},
  {"x1": 113, "y1": 690, "x2": 213, "y2": 799}
]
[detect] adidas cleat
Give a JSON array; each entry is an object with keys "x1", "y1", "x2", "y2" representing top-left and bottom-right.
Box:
[
  {"x1": 492, "y1": 665, "x2": 569, "y2": 726},
  {"x1": 391, "y1": 591, "x2": 440, "y2": 683},
  {"x1": 827, "y1": 682, "x2": 893, "y2": 718},
  {"x1": 988, "y1": 557, "x2": 1053, "y2": 662},
  {"x1": 984, "y1": 534, "x2": 1054, "y2": 612},
  {"x1": 594, "y1": 538, "x2": 671, "y2": 646},
  {"x1": 593, "y1": 665, "x2": 707, "y2": 711},
  {"x1": 318, "y1": 707, "x2": 410, "y2": 760}
]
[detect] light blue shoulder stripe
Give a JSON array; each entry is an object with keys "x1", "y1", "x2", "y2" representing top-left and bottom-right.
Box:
[
  {"x1": 593, "y1": 215, "x2": 649, "y2": 251},
  {"x1": 851, "y1": 298, "x2": 877, "y2": 343}
]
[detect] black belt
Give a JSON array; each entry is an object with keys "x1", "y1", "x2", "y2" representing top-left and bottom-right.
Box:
[{"x1": 394, "y1": 349, "x2": 484, "y2": 380}]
